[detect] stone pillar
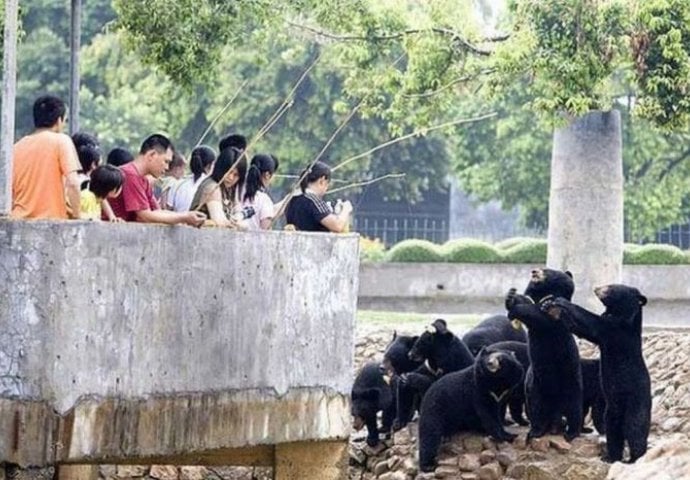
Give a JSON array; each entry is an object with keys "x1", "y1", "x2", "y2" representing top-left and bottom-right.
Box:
[
  {"x1": 0, "y1": 0, "x2": 19, "y2": 216},
  {"x1": 274, "y1": 441, "x2": 348, "y2": 480},
  {"x1": 547, "y1": 110, "x2": 624, "y2": 310},
  {"x1": 69, "y1": 0, "x2": 82, "y2": 135}
]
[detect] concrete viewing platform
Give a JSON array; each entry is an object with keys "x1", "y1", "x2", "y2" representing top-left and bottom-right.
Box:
[{"x1": 0, "y1": 220, "x2": 359, "y2": 479}]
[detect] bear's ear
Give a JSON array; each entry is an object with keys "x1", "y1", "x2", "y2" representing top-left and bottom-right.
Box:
[
  {"x1": 391, "y1": 330, "x2": 398, "y2": 341},
  {"x1": 638, "y1": 294, "x2": 647, "y2": 306},
  {"x1": 565, "y1": 270, "x2": 573, "y2": 279},
  {"x1": 432, "y1": 318, "x2": 448, "y2": 334}
]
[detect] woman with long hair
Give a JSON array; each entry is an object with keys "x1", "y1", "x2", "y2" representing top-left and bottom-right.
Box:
[
  {"x1": 168, "y1": 145, "x2": 216, "y2": 212},
  {"x1": 242, "y1": 153, "x2": 279, "y2": 230}
]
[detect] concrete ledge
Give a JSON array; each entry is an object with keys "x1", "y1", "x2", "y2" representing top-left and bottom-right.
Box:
[{"x1": 359, "y1": 263, "x2": 690, "y2": 326}]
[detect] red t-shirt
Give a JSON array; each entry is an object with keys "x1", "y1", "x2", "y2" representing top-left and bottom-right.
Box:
[{"x1": 109, "y1": 162, "x2": 159, "y2": 222}]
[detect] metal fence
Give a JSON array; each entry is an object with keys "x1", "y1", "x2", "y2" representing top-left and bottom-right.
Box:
[
  {"x1": 353, "y1": 212, "x2": 449, "y2": 246},
  {"x1": 650, "y1": 224, "x2": 690, "y2": 249}
]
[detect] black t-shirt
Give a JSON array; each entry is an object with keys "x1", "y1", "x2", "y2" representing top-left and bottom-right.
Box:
[{"x1": 285, "y1": 192, "x2": 332, "y2": 232}]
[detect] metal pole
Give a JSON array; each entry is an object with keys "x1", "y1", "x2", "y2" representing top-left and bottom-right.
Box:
[
  {"x1": 69, "y1": 0, "x2": 81, "y2": 135},
  {"x1": 0, "y1": 0, "x2": 19, "y2": 216}
]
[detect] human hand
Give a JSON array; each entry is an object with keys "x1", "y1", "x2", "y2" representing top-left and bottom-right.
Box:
[
  {"x1": 109, "y1": 216, "x2": 124, "y2": 223},
  {"x1": 341, "y1": 200, "x2": 353, "y2": 215},
  {"x1": 185, "y1": 211, "x2": 207, "y2": 227}
]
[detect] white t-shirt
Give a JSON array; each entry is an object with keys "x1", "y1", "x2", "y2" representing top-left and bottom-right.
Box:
[
  {"x1": 168, "y1": 174, "x2": 207, "y2": 212},
  {"x1": 240, "y1": 191, "x2": 275, "y2": 230}
]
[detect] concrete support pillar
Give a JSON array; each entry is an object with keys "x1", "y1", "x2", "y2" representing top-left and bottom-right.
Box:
[
  {"x1": 274, "y1": 441, "x2": 348, "y2": 480},
  {"x1": 56, "y1": 465, "x2": 98, "y2": 480},
  {"x1": 547, "y1": 110, "x2": 624, "y2": 310},
  {"x1": 69, "y1": 0, "x2": 82, "y2": 135},
  {"x1": 0, "y1": 0, "x2": 19, "y2": 216}
]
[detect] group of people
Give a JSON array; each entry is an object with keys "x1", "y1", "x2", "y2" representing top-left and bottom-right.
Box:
[{"x1": 10, "y1": 95, "x2": 354, "y2": 233}]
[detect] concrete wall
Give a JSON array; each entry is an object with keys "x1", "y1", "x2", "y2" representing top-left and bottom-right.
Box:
[
  {"x1": 359, "y1": 263, "x2": 690, "y2": 327},
  {"x1": 0, "y1": 220, "x2": 359, "y2": 466}
]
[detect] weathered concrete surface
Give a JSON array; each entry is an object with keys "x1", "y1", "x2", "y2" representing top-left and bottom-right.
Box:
[
  {"x1": 0, "y1": 220, "x2": 358, "y2": 466},
  {"x1": 548, "y1": 111, "x2": 624, "y2": 311},
  {"x1": 358, "y1": 263, "x2": 690, "y2": 327}
]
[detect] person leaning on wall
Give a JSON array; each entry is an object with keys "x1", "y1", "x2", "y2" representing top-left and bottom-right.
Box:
[
  {"x1": 285, "y1": 161, "x2": 352, "y2": 233},
  {"x1": 11, "y1": 95, "x2": 82, "y2": 220}
]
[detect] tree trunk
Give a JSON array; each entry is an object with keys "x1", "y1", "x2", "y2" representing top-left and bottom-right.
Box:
[{"x1": 547, "y1": 110, "x2": 623, "y2": 310}]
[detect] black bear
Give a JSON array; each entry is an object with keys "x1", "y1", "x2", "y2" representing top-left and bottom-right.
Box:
[
  {"x1": 490, "y1": 340, "x2": 530, "y2": 426},
  {"x1": 351, "y1": 362, "x2": 395, "y2": 447},
  {"x1": 382, "y1": 332, "x2": 429, "y2": 430},
  {"x1": 407, "y1": 318, "x2": 475, "y2": 376},
  {"x1": 581, "y1": 358, "x2": 606, "y2": 435},
  {"x1": 504, "y1": 268, "x2": 583, "y2": 442},
  {"x1": 417, "y1": 345, "x2": 524, "y2": 472},
  {"x1": 463, "y1": 314, "x2": 527, "y2": 356},
  {"x1": 541, "y1": 284, "x2": 651, "y2": 462}
]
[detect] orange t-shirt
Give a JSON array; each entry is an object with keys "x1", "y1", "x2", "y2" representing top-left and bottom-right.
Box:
[{"x1": 11, "y1": 130, "x2": 80, "y2": 219}]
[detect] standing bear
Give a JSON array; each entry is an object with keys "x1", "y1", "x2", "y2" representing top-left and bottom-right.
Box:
[
  {"x1": 504, "y1": 268, "x2": 583, "y2": 442},
  {"x1": 417, "y1": 345, "x2": 524, "y2": 472},
  {"x1": 541, "y1": 284, "x2": 651, "y2": 462}
]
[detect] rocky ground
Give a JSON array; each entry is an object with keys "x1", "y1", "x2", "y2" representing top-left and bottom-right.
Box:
[{"x1": 349, "y1": 326, "x2": 690, "y2": 480}]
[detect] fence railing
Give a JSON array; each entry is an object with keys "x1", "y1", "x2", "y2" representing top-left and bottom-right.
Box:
[{"x1": 353, "y1": 212, "x2": 449, "y2": 246}]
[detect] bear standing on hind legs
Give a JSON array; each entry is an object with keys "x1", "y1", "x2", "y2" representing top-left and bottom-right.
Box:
[
  {"x1": 504, "y1": 268, "x2": 583, "y2": 442},
  {"x1": 541, "y1": 284, "x2": 651, "y2": 463}
]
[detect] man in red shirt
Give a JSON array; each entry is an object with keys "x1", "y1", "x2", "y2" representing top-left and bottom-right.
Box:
[{"x1": 109, "y1": 134, "x2": 206, "y2": 226}]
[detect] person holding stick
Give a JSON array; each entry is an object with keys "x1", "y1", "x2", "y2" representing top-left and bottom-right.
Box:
[{"x1": 285, "y1": 161, "x2": 352, "y2": 233}]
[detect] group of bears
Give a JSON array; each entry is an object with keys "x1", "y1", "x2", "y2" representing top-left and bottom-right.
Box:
[{"x1": 351, "y1": 268, "x2": 651, "y2": 473}]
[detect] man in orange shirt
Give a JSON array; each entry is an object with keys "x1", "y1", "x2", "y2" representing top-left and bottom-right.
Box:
[{"x1": 12, "y1": 95, "x2": 81, "y2": 219}]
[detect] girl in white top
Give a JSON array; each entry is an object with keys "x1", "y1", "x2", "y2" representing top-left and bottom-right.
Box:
[
  {"x1": 168, "y1": 145, "x2": 216, "y2": 212},
  {"x1": 241, "y1": 153, "x2": 280, "y2": 230}
]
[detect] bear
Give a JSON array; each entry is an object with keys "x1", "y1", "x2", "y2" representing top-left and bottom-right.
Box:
[
  {"x1": 463, "y1": 314, "x2": 527, "y2": 356},
  {"x1": 382, "y1": 332, "x2": 429, "y2": 430},
  {"x1": 540, "y1": 284, "x2": 651, "y2": 462},
  {"x1": 407, "y1": 318, "x2": 475, "y2": 376},
  {"x1": 351, "y1": 362, "x2": 396, "y2": 447},
  {"x1": 417, "y1": 345, "x2": 524, "y2": 472},
  {"x1": 581, "y1": 358, "x2": 606, "y2": 435},
  {"x1": 504, "y1": 268, "x2": 583, "y2": 442},
  {"x1": 489, "y1": 340, "x2": 530, "y2": 426}
]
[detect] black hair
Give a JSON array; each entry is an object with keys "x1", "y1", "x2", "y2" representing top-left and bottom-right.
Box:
[
  {"x1": 211, "y1": 147, "x2": 247, "y2": 200},
  {"x1": 244, "y1": 154, "x2": 279, "y2": 202},
  {"x1": 89, "y1": 164, "x2": 124, "y2": 199},
  {"x1": 33, "y1": 95, "x2": 66, "y2": 128},
  {"x1": 219, "y1": 133, "x2": 247, "y2": 153},
  {"x1": 72, "y1": 132, "x2": 99, "y2": 150},
  {"x1": 139, "y1": 134, "x2": 174, "y2": 155},
  {"x1": 190, "y1": 145, "x2": 216, "y2": 181},
  {"x1": 106, "y1": 147, "x2": 134, "y2": 167},
  {"x1": 76, "y1": 144, "x2": 101, "y2": 174},
  {"x1": 300, "y1": 161, "x2": 331, "y2": 193},
  {"x1": 170, "y1": 150, "x2": 186, "y2": 169}
]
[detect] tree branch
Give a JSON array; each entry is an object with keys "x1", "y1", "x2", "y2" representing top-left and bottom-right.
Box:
[
  {"x1": 402, "y1": 68, "x2": 497, "y2": 98},
  {"x1": 287, "y1": 21, "x2": 506, "y2": 56},
  {"x1": 658, "y1": 146, "x2": 690, "y2": 181}
]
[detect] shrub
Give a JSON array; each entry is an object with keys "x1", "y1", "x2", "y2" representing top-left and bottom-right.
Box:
[
  {"x1": 624, "y1": 244, "x2": 688, "y2": 265},
  {"x1": 441, "y1": 238, "x2": 502, "y2": 263},
  {"x1": 623, "y1": 243, "x2": 642, "y2": 264},
  {"x1": 495, "y1": 237, "x2": 544, "y2": 250},
  {"x1": 359, "y1": 236, "x2": 386, "y2": 263},
  {"x1": 385, "y1": 239, "x2": 444, "y2": 263},
  {"x1": 501, "y1": 238, "x2": 548, "y2": 263}
]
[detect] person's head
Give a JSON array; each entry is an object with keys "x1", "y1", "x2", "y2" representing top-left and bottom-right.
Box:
[
  {"x1": 300, "y1": 161, "x2": 331, "y2": 196},
  {"x1": 211, "y1": 147, "x2": 247, "y2": 192},
  {"x1": 89, "y1": 164, "x2": 124, "y2": 200},
  {"x1": 190, "y1": 145, "x2": 216, "y2": 181},
  {"x1": 72, "y1": 132, "x2": 99, "y2": 150},
  {"x1": 33, "y1": 95, "x2": 67, "y2": 130},
  {"x1": 244, "y1": 153, "x2": 279, "y2": 202},
  {"x1": 167, "y1": 150, "x2": 186, "y2": 179},
  {"x1": 138, "y1": 134, "x2": 174, "y2": 178},
  {"x1": 76, "y1": 144, "x2": 101, "y2": 175},
  {"x1": 107, "y1": 147, "x2": 134, "y2": 167},
  {"x1": 219, "y1": 133, "x2": 247, "y2": 153}
]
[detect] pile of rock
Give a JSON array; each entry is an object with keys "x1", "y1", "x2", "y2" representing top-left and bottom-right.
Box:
[{"x1": 96, "y1": 465, "x2": 272, "y2": 480}]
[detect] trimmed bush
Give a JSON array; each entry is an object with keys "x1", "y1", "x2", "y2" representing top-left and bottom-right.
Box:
[
  {"x1": 385, "y1": 239, "x2": 444, "y2": 263},
  {"x1": 623, "y1": 243, "x2": 642, "y2": 264},
  {"x1": 359, "y1": 236, "x2": 386, "y2": 263},
  {"x1": 624, "y1": 244, "x2": 688, "y2": 265},
  {"x1": 501, "y1": 238, "x2": 548, "y2": 264},
  {"x1": 495, "y1": 237, "x2": 544, "y2": 250},
  {"x1": 441, "y1": 239, "x2": 502, "y2": 263}
]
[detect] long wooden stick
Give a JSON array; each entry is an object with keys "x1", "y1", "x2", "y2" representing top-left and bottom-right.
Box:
[
  {"x1": 331, "y1": 112, "x2": 497, "y2": 172},
  {"x1": 325, "y1": 173, "x2": 406, "y2": 195},
  {"x1": 194, "y1": 79, "x2": 249, "y2": 148}
]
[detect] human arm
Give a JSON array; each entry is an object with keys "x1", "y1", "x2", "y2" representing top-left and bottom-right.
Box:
[
  {"x1": 135, "y1": 208, "x2": 206, "y2": 226},
  {"x1": 101, "y1": 199, "x2": 123, "y2": 223},
  {"x1": 64, "y1": 171, "x2": 82, "y2": 219},
  {"x1": 540, "y1": 297, "x2": 603, "y2": 344},
  {"x1": 320, "y1": 200, "x2": 352, "y2": 233}
]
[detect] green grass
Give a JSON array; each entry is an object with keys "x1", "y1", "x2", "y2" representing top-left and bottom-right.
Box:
[{"x1": 357, "y1": 310, "x2": 482, "y2": 332}]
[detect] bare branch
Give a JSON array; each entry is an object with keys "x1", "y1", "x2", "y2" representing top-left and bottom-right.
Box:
[
  {"x1": 325, "y1": 173, "x2": 406, "y2": 195},
  {"x1": 287, "y1": 21, "x2": 503, "y2": 56},
  {"x1": 402, "y1": 68, "x2": 497, "y2": 99}
]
